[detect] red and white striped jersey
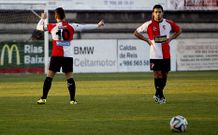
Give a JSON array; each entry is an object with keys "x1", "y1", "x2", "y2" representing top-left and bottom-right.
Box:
[
  {"x1": 37, "y1": 19, "x2": 98, "y2": 57},
  {"x1": 136, "y1": 19, "x2": 180, "y2": 59}
]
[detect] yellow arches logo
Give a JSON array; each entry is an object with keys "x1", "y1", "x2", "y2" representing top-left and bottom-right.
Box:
[{"x1": 0, "y1": 44, "x2": 21, "y2": 65}]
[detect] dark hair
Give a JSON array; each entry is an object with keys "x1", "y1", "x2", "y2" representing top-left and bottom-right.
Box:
[
  {"x1": 152, "y1": 4, "x2": 164, "y2": 12},
  {"x1": 55, "y1": 7, "x2": 66, "y2": 20}
]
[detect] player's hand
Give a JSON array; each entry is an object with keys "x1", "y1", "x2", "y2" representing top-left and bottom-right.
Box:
[
  {"x1": 97, "y1": 20, "x2": 104, "y2": 28},
  {"x1": 167, "y1": 37, "x2": 172, "y2": 43},
  {"x1": 146, "y1": 39, "x2": 153, "y2": 46},
  {"x1": 41, "y1": 12, "x2": 47, "y2": 19}
]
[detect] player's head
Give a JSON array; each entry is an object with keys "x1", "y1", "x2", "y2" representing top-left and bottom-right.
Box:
[
  {"x1": 55, "y1": 7, "x2": 66, "y2": 21},
  {"x1": 152, "y1": 4, "x2": 164, "y2": 22}
]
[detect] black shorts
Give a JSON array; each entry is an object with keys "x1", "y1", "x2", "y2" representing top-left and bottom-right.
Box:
[
  {"x1": 49, "y1": 57, "x2": 73, "y2": 73},
  {"x1": 150, "y1": 59, "x2": 171, "y2": 72}
]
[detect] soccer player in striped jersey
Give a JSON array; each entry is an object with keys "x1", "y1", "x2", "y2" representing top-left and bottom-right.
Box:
[
  {"x1": 36, "y1": 7, "x2": 104, "y2": 104},
  {"x1": 134, "y1": 5, "x2": 181, "y2": 104}
]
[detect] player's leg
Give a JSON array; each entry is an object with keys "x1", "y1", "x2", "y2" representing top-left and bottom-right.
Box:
[
  {"x1": 37, "y1": 57, "x2": 60, "y2": 104},
  {"x1": 65, "y1": 72, "x2": 77, "y2": 104},
  {"x1": 62, "y1": 57, "x2": 77, "y2": 104},
  {"x1": 161, "y1": 71, "x2": 168, "y2": 93},
  {"x1": 153, "y1": 71, "x2": 168, "y2": 104},
  {"x1": 150, "y1": 59, "x2": 163, "y2": 102},
  {"x1": 158, "y1": 59, "x2": 170, "y2": 104},
  {"x1": 158, "y1": 71, "x2": 168, "y2": 104},
  {"x1": 42, "y1": 70, "x2": 56, "y2": 98},
  {"x1": 37, "y1": 70, "x2": 56, "y2": 104},
  {"x1": 154, "y1": 70, "x2": 163, "y2": 96}
]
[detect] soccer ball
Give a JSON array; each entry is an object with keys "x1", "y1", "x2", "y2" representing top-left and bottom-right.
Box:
[{"x1": 170, "y1": 115, "x2": 188, "y2": 132}]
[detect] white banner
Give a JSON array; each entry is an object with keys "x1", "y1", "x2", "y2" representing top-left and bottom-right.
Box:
[
  {"x1": 0, "y1": 0, "x2": 166, "y2": 11},
  {"x1": 1, "y1": 0, "x2": 218, "y2": 10},
  {"x1": 48, "y1": 0, "x2": 167, "y2": 11},
  {"x1": 118, "y1": 40, "x2": 150, "y2": 72},
  {"x1": 72, "y1": 40, "x2": 117, "y2": 73},
  {"x1": 176, "y1": 39, "x2": 218, "y2": 71},
  {"x1": 167, "y1": 0, "x2": 218, "y2": 10}
]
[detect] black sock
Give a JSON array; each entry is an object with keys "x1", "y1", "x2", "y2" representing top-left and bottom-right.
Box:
[
  {"x1": 67, "y1": 78, "x2": 76, "y2": 101},
  {"x1": 162, "y1": 78, "x2": 167, "y2": 88},
  {"x1": 154, "y1": 78, "x2": 162, "y2": 97},
  {"x1": 160, "y1": 78, "x2": 167, "y2": 98},
  {"x1": 41, "y1": 77, "x2": 53, "y2": 99},
  {"x1": 155, "y1": 78, "x2": 167, "y2": 98},
  {"x1": 158, "y1": 80, "x2": 164, "y2": 98}
]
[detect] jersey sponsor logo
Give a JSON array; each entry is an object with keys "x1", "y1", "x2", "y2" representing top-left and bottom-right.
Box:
[
  {"x1": 56, "y1": 41, "x2": 70, "y2": 46},
  {"x1": 0, "y1": 44, "x2": 21, "y2": 65},
  {"x1": 154, "y1": 35, "x2": 167, "y2": 43}
]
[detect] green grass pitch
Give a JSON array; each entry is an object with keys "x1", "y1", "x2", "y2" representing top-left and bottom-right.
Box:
[{"x1": 0, "y1": 71, "x2": 218, "y2": 135}]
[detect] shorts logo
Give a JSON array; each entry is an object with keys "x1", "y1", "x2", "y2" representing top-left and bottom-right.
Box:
[
  {"x1": 150, "y1": 63, "x2": 155, "y2": 69},
  {"x1": 0, "y1": 44, "x2": 21, "y2": 65}
]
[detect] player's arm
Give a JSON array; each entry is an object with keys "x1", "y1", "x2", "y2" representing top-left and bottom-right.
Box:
[
  {"x1": 133, "y1": 31, "x2": 152, "y2": 46},
  {"x1": 168, "y1": 29, "x2": 182, "y2": 42},
  {"x1": 36, "y1": 13, "x2": 47, "y2": 31},
  {"x1": 71, "y1": 20, "x2": 104, "y2": 32},
  {"x1": 133, "y1": 22, "x2": 152, "y2": 46},
  {"x1": 168, "y1": 21, "x2": 182, "y2": 42}
]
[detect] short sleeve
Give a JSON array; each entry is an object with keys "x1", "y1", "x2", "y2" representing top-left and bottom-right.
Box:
[
  {"x1": 136, "y1": 21, "x2": 151, "y2": 33},
  {"x1": 167, "y1": 20, "x2": 181, "y2": 33}
]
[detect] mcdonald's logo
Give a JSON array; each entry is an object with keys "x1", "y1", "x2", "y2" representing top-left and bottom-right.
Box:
[{"x1": 0, "y1": 44, "x2": 21, "y2": 65}]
